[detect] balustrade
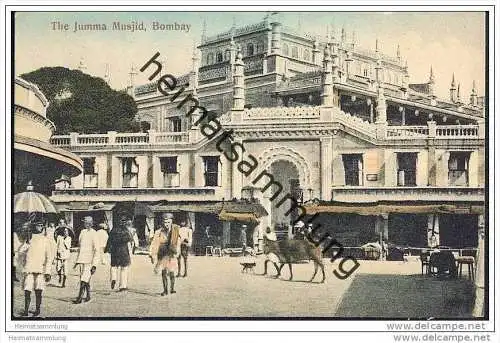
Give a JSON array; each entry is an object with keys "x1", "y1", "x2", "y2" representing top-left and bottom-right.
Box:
[{"x1": 50, "y1": 131, "x2": 190, "y2": 148}]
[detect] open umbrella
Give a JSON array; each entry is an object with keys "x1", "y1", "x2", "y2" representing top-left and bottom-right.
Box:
[{"x1": 13, "y1": 182, "x2": 58, "y2": 214}]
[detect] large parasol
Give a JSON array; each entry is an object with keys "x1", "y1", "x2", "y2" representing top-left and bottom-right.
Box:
[{"x1": 13, "y1": 182, "x2": 58, "y2": 214}]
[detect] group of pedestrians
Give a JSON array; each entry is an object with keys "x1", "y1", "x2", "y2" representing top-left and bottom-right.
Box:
[{"x1": 14, "y1": 212, "x2": 193, "y2": 317}]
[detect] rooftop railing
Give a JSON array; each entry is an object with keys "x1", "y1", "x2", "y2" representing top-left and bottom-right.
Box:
[{"x1": 50, "y1": 130, "x2": 190, "y2": 148}]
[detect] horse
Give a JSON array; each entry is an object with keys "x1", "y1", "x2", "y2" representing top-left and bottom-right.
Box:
[{"x1": 262, "y1": 234, "x2": 325, "y2": 283}]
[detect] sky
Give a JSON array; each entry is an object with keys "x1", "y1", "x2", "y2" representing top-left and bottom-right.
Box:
[{"x1": 14, "y1": 11, "x2": 486, "y2": 100}]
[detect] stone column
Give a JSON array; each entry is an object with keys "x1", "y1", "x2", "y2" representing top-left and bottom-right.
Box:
[
  {"x1": 188, "y1": 212, "x2": 196, "y2": 233},
  {"x1": 231, "y1": 139, "x2": 243, "y2": 199},
  {"x1": 106, "y1": 153, "x2": 113, "y2": 188},
  {"x1": 147, "y1": 153, "x2": 154, "y2": 188},
  {"x1": 222, "y1": 221, "x2": 231, "y2": 248},
  {"x1": 321, "y1": 45, "x2": 333, "y2": 107},
  {"x1": 320, "y1": 137, "x2": 333, "y2": 201},
  {"x1": 232, "y1": 48, "x2": 245, "y2": 111}
]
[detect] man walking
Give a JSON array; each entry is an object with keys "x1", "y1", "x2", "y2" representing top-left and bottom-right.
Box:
[
  {"x1": 149, "y1": 213, "x2": 181, "y2": 296},
  {"x1": 18, "y1": 221, "x2": 55, "y2": 317},
  {"x1": 73, "y1": 216, "x2": 99, "y2": 304},
  {"x1": 177, "y1": 219, "x2": 192, "y2": 278},
  {"x1": 55, "y1": 227, "x2": 72, "y2": 288},
  {"x1": 106, "y1": 216, "x2": 133, "y2": 292}
]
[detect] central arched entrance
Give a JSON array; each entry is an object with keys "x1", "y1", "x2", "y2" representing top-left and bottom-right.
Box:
[{"x1": 268, "y1": 160, "x2": 301, "y2": 229}]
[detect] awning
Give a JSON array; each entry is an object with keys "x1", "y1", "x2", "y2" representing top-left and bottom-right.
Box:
[
  {"x1": 149, "y1": 200, "x2": 269, "y2": 222},
  {"x1": 304, "y1": 202, "x2": 485, "y2": 216},
  {"x1": 57, "y1": 201, "x2": 115, "y2": 212},
  {"x1": 218, "y1": 210, "x2": 259, "y2": 223},
  {"x1": 150, "y1": 202, "x2": 223, "y2": 214},
  {"x1": 217, "y1": 201, "x2": 268, "y2": 223}
]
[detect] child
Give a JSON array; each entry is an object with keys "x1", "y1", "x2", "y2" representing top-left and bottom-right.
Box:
[{"x1": 55, "y1": 228, "x2": 72, "y2": 287}]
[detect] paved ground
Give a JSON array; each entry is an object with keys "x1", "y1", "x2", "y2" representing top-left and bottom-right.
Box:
[{"x1": 12, "y1": 253, "x2": 474, "y2": 318}]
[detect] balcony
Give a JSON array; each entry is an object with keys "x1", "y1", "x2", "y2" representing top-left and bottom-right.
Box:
[
  {"x1": 330, "y1": 186, "x2": 484, "y2": 203},
  {"x1": 50, "y1": 131, "x2": 190, "y2": 148},
  {"x1": 386, "y1": 124, "x2": 480, "y2": 140},
  {"x1": 83, "y1": 173, "x2": 98, "y2": 188},
  {"x1": 163, "y1": 172, "x2": 180, "y2": 187},
  {"x1": 449, "y1": 170, "x2": 468, "y2": 187},
  {"x1": 122, "y1": 173, "x2": 138, "y2": 188}
]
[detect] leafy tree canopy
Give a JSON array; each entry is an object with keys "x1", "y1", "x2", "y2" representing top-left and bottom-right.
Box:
[{"x1": 21, "y1": 67, "x2": 140, "y2": 134}]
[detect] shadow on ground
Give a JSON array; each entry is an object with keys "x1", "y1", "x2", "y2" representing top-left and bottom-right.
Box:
[{"x1": 334, "y1": 274, "x2": 474, "y2": 319}]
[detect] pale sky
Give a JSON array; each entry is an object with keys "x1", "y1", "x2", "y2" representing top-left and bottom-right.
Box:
[{"x1": 14, "y1": 11, "x2": 486, "y2": 100}]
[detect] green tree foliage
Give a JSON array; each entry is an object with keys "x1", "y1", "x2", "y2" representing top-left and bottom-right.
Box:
[{"x1": 21, "y1": 67, "x2": 140, "y2": 134}]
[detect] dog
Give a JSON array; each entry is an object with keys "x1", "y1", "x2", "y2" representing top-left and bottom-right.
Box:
[{"x1": 240, "y1": 262, "x2": 256, "y2": 273}]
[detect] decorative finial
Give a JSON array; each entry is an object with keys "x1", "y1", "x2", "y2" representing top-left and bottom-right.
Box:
[
  {"x1": 341, "y1": 26, "x2": 346, "y2": 42},
  {"x1": 429, "y1": 65, "x2": 435, "y2": 83},
  {"x1": 457, "y1": 83, "x2": 461, "y2": 102},
  {"x1": 451, "y1": 73, "x2": 456, "y2": 88},
  {"x1": 472, "y1": 80, "x2": 477, "y2": 94},
  {"x1": 201, "y1": 19, "x2": 207, "y2": 42},
  {"x1": 375, "y1": 38, "x2": 379, "y2": 53},
  {"x1": 397, "y1": 44, "x2": 401, "y2": 60},
  {"x1": 352, "y1": 31, "x2": 356, "y2": 48}
]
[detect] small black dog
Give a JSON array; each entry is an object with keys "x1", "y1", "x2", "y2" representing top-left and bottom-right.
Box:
[{"x1": 240, "y1": 262, "x2": 256, "y2": 273}]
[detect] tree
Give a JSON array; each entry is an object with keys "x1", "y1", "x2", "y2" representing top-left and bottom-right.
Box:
[{"x1": 21, "y1": 67, "x2": 140, "y2": 134}]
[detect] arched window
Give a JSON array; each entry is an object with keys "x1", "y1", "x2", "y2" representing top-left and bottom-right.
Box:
[
  {"x1": 303, "y1": 49, "x2": 310, "y2": 61},
  {"x1": 363, "y1": 64, "x2": 369, "y2": 77},
  {"x1": 246, "y1": 43, "x2": 255, "y2": 56},
  {"x1": 282, "y1": 43, "x2": 289, "y2": 56},
  {"x1": 291, "y1": 46, "x2": 298, "y2": 58},
  {"x1": 216, "y1": 51, "x2": 223, "y2": 63},
  {"x1": 224, "y1": 50, "x2": 231, "y2": 61},
  {"x1": 206, "y1": 52, "x2": 214, "y2": 65}
]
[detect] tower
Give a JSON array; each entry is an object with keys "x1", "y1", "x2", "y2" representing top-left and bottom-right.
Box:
[
  {"x1": 232, "y1": 46, "x2": 245, "y2": 111},
  {"x1": 321, "y1": 44, "x2": 333, "y2": 107},
  {"x1": 470, "y1": 80, "x2": 478, "y2": 106},
  {"x1": 450, "y1": 73, "x2": 457, "y2": 103},
  {"x1": 428, "y1": 66, "x2": 435, "y2": 96}
]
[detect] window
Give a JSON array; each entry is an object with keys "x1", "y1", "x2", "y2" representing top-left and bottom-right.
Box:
[
  {"x1": 342, "y1": 154, "x2": 364, "y2": 186},
  {"x1": 363, "y1": 64, "x2": 369, "y2": 77},
  {"x1": 224, "y1": 49, "x2": 231, "y2": 61},
  {"x1": 122, "y1": 157, "x2": 138, "y2": 188},
  {"x1": 303, "y1": 49, "x2": 310, "y2": 61},
  {"x1": 83, "y1": 157, "x2": 98, "y2": 188},
  {"x1": 170, "y1": 117, "x2": 182, "y2": 132},
  {"x1": 397, "y1": 153, "x2": 417, "y2": 186},
  {"x1": 291, "y1": 46, "x2": 298, "y2": 58},
  {"x1": 216, "y1": 51, "x2": 223, "y2": 63},
  {"x1": 160, "y1": 156, "x2": 179, "y2": 187},
  {"x1": 246, "y1": 43, "x2": 254, "y2": 56},
  {"x1": 282, "y1": 43, "x2": 289, "y2": 56},
  {"x1": 203, "y1": 156, "x2": 220, "y2": 186},
  {"x1": 206, "y1": 52, "x2": 214, "y2": 65},
  {"x1": 448, "y1": 152, "x2": 470, "y2": 186}
]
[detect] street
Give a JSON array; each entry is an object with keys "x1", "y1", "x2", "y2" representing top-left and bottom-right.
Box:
[{"x1": 12, "y1": 253, "x2": 474, "y2": 318}]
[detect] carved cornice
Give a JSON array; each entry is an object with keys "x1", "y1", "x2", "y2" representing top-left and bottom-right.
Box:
[{"x1": 14, "y1": 104, "x2": 56, "y2": 132}]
